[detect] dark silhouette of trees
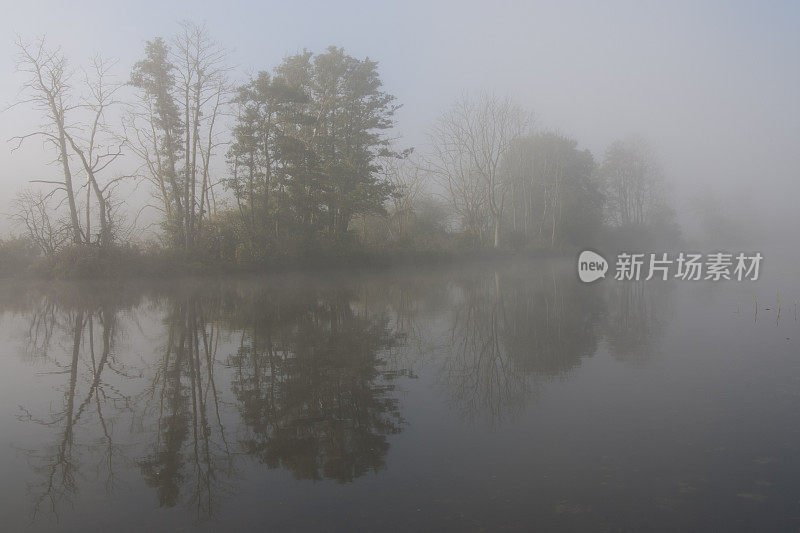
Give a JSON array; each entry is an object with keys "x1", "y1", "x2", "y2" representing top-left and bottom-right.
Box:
[
  {"x1": 224, "y1": 286, "x2": 405, "y2": 482},
  {"x1": 6, "y1": 26, "x2": 679, "y2": 275},
  {"x1": 128, "y1": 37, "x2": 185, "y2": 247},
  {"x1": 128, "y1": 22, "x2": 230, "y2": 251},
  {"x1": 225, "y1": 47, "x2": 402, "y2": 258}
]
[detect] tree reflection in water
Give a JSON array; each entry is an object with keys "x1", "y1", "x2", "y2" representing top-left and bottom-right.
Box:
[
  {"x1": 223, "y1": 285, "x2": 405, "y2": 482},
  {"x1": 602, "y1": 279, "x2": 672, "y2": 363},
  {"x1": 137, "y1": 292, "x2": 233, "y2": 519},
  {"x1": 4, "y1": 265, "x2": 671, "y2": 523},
  {"x1": 12, "y1": 285, "x2": 140, "y2": 522},
  {"x1": 441, "y1": 263, "x2": 606, "y2": 424}
]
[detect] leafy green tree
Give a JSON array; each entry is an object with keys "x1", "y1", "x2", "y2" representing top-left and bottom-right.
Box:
[
  {"x1": 226, "y1": 47, "x2": 401, "y2": 254},
  {"x1": 129, "y1": 38, "x2": 185, "y2": 246},
  {"x1": 129, "y1": 23, "x2": 229, "y2": 252},
  {"x1": 226, "y1": 72, "x2": 307, "y2": 257}
]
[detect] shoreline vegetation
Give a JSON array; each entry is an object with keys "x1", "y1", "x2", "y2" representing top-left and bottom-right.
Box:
[
  {"x1": 0, "y1": 235, "x2": 571, "y2": 280},
  {"x1": 3, "y1": 22, "x2": 680, "y2": 280},
  {"x1": 0, "y1": 225, "x2": 676, "y2": 280}
]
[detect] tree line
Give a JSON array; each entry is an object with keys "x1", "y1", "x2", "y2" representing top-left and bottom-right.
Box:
[{"x1": 4, "y1": 21, "x2": 678, "y2": 276}]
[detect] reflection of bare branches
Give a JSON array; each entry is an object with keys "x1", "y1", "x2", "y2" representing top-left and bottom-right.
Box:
[
  {"x1": 137, "y1": 297, "x2": 234, "y2": 522},
  {"x1": 24, "y1": 297, "x2": 59, "y2": 362},
  {"x1": 440, "y1": 264, "x2": 605, "y2": 425},
  {"x1": 26, "y1": 309, "x2": 84, "y2": 522},
  {"x1": 603, "y1": 281, "x2": 671, "y2": 363},
  {"x1": 442, "y1": 272, "x2": 531, "y2": 425},
  {"x1": 15, "y1": 298, "x2": 138, "y2": 524}
]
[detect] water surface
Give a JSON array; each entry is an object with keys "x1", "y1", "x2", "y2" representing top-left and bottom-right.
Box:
[{"x1": 1, "y1": 259, "x2": 798, "y2": 531}]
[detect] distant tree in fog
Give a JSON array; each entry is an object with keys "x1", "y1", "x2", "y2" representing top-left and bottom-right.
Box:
[
  {"x1": 598, "y1": 137, "x2": 680, "y2": 245},
  {"x1": 599, "y1": 137, "x2": 663, "y2": 227},
  {"x1": 501, "y1": 132, "x2": 603, "y2": 248},
  {"x1": 10, "y1": 189, "x2": 69, "y2": 255},
  {"x1": 430, "y1": 93, "x2": 532, "y2": 248},
  {"x1": 382, "y1": 153, "x2": 428, "y2": 241}
]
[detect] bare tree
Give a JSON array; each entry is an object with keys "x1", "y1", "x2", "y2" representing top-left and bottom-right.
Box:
[
  {"x1": 11, "y1": 39, "x2": 129, "y2": 251},
  {"x1": 126, "y1": 24, "x2": 230, "y2": 251},
  {"x1": 429, "y1": 93, "x2": 532, "y2": 248},
  {"x1": 64, "y1": 55, "x2": 126, "y2": 248},
  {"x1": 11, "y1": 189, "x2": 70, "y2": 255},
  {"x1": 599, "y1": 137, "x2": 663, "y2": 227},
  {"x1": 11, "y1": 38, "x2": 83, "y2": 244},
  {"x1": 172, "y1": 21, "x2": 231, "y2": 249},
  {"x1": 382, "y1": 154, "x2": 428, "y2": 240}
]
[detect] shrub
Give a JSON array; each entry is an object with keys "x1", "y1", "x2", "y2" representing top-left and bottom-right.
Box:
[{"x1": 0, "y1": 236, "x2": 41, "y2": 278}]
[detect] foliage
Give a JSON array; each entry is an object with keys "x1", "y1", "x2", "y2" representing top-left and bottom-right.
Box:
[
  {"x1": 8, "y1": 25, "x2": 681, "y2": 279},
  {"x1": 0, "y1": 236, "x2": 41, "y2": 278},
  {"x1": 224, "y1": 47, "x2": 402, "y2": 256}
]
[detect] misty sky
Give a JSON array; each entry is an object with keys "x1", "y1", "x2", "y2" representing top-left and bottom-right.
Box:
[{"x1": 1, "y1": 0, "x2": 798, "y2": 239}]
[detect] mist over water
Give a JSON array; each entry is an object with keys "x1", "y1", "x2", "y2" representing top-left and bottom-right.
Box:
[
  {"x1": 0, "y1": 260, "x2": 798, "y2": 531},
  {"x1": 1, "y1": 2, "x2": 799, "y2": 531},
  {"x1": 1, "y1": 2, "x2": 798, "y2": 250}
]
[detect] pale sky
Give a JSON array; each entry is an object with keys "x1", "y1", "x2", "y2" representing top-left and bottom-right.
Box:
[{"x1": 1, "y1": 0, "x2": 798, "y2": 239}]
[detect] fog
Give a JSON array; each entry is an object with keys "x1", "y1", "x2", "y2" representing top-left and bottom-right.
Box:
[
  {"x1": 3, "y1": 4, "x2": 800, "y2": 530},
  {"x1": 1, "y1": 0, "x2": 798, "y2": 247}
]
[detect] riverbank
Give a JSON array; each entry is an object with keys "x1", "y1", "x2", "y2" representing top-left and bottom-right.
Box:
[{"x1": 0, "y1": 239, "x2": 580, "y2": 281}]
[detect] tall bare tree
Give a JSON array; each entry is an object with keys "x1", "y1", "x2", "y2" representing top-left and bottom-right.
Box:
[
  {"x1": 430, "y1": 93, "x2": 531, "y2": 248},
  {"x1": 64, "y1": 56, "x2": 125, "y2": 248},
  {"x1": 382, "y1": 153, "x2": 427, "y2": 240},
  {"x1": 172, "y1": 21, "x2": 230, "y2": 249},
  {"x1": 12, "y1": 40, "x2": 127, "y2": 251},
  {"x1": 12, "y1": 38, "x2": 83, "y2": 244}
]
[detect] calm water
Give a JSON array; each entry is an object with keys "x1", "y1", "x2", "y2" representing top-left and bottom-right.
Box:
[{"x1": 1, "y1": 258, "x2": 799, "y2": 531}]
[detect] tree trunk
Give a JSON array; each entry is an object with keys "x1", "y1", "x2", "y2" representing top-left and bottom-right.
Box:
[{"x1": 56, "y1": 123, "x2": 83, "y2": 244}]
